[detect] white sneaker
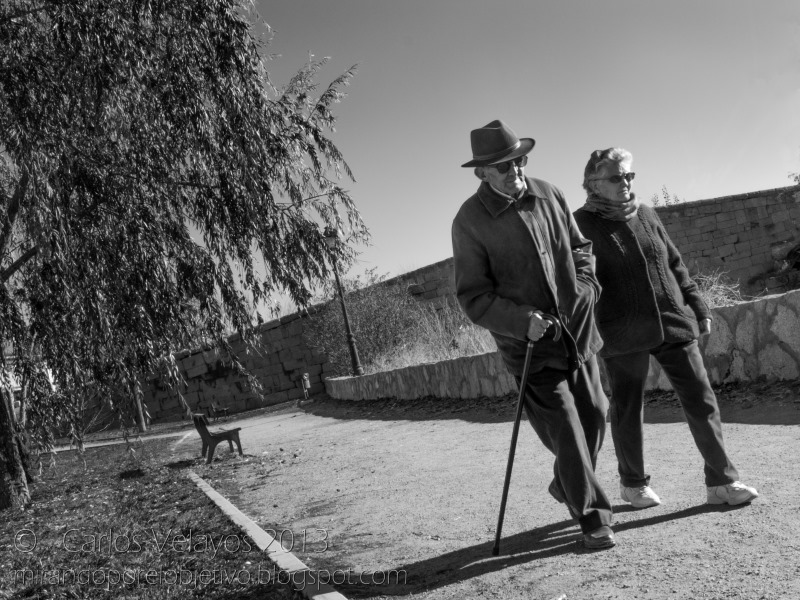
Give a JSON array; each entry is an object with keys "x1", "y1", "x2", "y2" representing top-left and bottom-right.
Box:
[
  {"x1": 620, "y1": 484, "x2": 662, "y2": 509},
  {"x1": 707, "y1": 481, "x2": 759, "y2": 505}
]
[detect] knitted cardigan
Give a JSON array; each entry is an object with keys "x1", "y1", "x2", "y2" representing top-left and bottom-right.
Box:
[{"x1": 573, "y1": 204, "x2": 710, "y2": 358}]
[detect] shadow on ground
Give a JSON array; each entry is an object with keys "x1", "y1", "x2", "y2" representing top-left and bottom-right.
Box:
[
  {"x1": 301, "y1": 378, "x2": 800, "y2": 427},
  {"x1": 333, "y1": 503, "x2": 739, "y2": 598}
]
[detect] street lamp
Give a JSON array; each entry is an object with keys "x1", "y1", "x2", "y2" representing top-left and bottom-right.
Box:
[{"x1": 323, "y1": 227, "x2": 364, "y2": 377}]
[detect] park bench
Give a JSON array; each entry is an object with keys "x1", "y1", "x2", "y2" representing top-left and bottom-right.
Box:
[
  {"x1": 205, "y1": 401, "x2": 230, "y2": 421},
  {"x1": 192, "y1": 413, "x2": 243, "y2": 464}
]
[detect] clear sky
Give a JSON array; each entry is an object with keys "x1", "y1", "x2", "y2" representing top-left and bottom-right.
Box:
[{"x1": 256, "y1": 0, "x2": 800, "y2": 279}]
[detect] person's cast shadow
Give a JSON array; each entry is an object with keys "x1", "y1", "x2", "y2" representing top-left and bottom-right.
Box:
[{"x1": 336, "y1": 502, "x2": 747, "y2": 598}]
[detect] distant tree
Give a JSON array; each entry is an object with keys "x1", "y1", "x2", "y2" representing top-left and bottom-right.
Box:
[
  {"x1": 789, "y1": 172, "x2": 800, "y2": 184},
  {"x1": 650, "y1": 185, "x2": 684, "y2": 207},
  {"x1": 0, "y1": 0, "x2": 367, "y2": 509}
]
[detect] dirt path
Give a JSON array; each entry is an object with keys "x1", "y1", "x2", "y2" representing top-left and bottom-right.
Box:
[{"x1": 173, "y1": 380, "x2": 800, "y2": 600}]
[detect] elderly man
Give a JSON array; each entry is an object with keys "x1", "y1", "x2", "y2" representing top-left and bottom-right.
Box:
[{"x1": 451, "y1": 120, "x2": 615, "y2": 549}]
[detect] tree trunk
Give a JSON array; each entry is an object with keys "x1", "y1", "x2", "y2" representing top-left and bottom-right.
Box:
[
  {"x1": 134, "y1": 394, "x2": 147, "y2": 433},
  {"x1": 0, "y1": 388, "x2": 30, "y2": 510},
  {"x1": 2, "y1": 389, "x2": 33, "y2": 478},
  {"x1": 18, "y1": 381, "x2": 27, "y2": 426}
]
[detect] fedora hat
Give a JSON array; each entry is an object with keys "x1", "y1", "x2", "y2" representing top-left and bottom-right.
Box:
[{"x1": 461, "y1": 119, "x2": 535, "y2": 167}]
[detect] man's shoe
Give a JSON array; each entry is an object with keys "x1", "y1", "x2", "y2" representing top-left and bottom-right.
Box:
[
  {"x1": 583, "y1": 525, "x2": 615, "y2": 550},
  {"x1": 620, "y1": 484, "x2": 661, "y2": 509},
  {"x1": 548, "y1": 479, "x2": 565, "y2": 504},
  {"x1": 707, "y1": 481, "x2": 759, "y2": 505}
]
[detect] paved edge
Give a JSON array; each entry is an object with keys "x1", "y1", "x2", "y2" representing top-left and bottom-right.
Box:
[{"x1": 187, "y1": 470, "x2": 349, "y2": 600}]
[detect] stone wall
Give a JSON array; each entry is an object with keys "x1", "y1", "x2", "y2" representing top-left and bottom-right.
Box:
[
  {"x1": 143, "y1": 313, "x2": 330, "y2": 421},
  {"x1": 655, "y1": 185, "x2": 800, "y2": 294},
  {"x1": 381, "y1": 257, "x2": 456, "y2": 310},
  {"x1": 325, "y1": 289, "x2": 800, "y2": 400},
  {"x1": 325, "y1": 351, "x2": 517, "y2": 401},
  {"x1": 375, "y1": 185, "x2": 800, "y2": 302},
  {"x1": 648, "y1": 288, "x2": 800, "y2": 388},
  {"x1": 143, "y1": 185, "x2": 800, "y2": 417}
]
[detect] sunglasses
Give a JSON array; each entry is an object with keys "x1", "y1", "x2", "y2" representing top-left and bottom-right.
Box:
[
  {"x1": 489, "y1": 155, "x2": 528, "y2": 174},
  {"x1": 593, "y1": 172, "x2": 635, "y2": 184}
]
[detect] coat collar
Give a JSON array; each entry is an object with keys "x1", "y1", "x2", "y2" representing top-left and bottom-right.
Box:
[{"x1": 477, "y1": 177, "x2": 550, "y2": 218}]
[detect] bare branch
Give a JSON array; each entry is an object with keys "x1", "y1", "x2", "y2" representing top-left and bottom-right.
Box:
[{"x1": 1, "y1": 245, "x2": 38, "y2": 283}]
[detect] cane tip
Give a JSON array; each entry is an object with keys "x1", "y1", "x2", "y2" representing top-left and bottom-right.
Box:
[{"x1": 491, "y1": 546, "x2": 499, "y2": 556}]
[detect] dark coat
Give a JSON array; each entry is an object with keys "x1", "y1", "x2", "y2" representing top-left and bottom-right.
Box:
[
  {"x1": 452, "y1": 177, "x2": 603, "y2": 375},
  {"x1": 573, "y1": 204, "x2": 711, "y2": 358}
]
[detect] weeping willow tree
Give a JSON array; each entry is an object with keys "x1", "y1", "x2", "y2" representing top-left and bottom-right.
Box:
[{"x1": 0, "y1": 0, "x2": 367, "y2": 509}]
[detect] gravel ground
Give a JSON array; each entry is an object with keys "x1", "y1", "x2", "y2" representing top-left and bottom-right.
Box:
[{"x1": 170, "y1": 379, "x2": 800, "y2": 600}]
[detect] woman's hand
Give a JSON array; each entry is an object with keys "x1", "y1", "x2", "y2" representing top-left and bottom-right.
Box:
[{"x1": 699, "y1": 318, "x2": 712, "y2": 336}]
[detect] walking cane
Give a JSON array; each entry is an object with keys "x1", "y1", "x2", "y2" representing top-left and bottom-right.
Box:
[{"x1": 491, "y1": 338, "x2": 535, "y2": 557}]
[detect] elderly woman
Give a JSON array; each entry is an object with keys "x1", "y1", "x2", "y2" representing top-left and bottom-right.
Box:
[{"x1": 573, "y1": 148, "x2": 758, "y2": 509}]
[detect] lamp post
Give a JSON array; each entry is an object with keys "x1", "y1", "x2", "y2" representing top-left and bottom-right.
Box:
[{"x1": 323, "y1": 227, "x2": 364, "y2": 377}]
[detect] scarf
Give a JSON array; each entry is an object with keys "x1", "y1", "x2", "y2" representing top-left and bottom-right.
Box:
[{"x1": 581, "y1": 192, "x2": 640, "y2": 222}]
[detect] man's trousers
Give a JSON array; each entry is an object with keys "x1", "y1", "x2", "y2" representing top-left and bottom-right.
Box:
[{"x1": 517, "y1": 355, "x2": 613, "y2": 534}]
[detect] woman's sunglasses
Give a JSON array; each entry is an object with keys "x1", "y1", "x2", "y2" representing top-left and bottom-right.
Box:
[{"x1": 593, "y1": 172, "x2": 635, "y2": 184}]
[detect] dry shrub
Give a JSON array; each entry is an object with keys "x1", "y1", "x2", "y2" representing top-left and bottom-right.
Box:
[
  {"x1": 693, "y1": 269, "x2": 744, "y2": 308},
  {"x1": 303, "y1": 271, "x2": 495, "y2": 376},
  {"x1": 368, "y1": 301, "x2": 495, "y2": 373}
]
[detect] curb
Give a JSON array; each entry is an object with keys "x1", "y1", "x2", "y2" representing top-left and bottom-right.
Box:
[
  {"x1": 187, "y1": 470, "x2": 349, "y2": 600},
  {"x1": 50, "y1": 430, "x2": 191, "y2": 453}
]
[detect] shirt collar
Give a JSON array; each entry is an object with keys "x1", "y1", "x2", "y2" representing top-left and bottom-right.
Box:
[
  {"x1": 488, "y1": 184, "x2": 524, "y2": 202},
  {"x1": 478, "y1": 178, "x2": 544, "y2": 218}
]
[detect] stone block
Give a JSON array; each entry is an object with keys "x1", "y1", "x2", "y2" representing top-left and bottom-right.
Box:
[
  {"x1": 685, "y1": 227, "x2": 703, "y2": 238},
  {"x1": 182, "y1": 353, "x2": 205, "y2": 370},
  {"x1": 283, "y1": 359, "x2": 306, "y2": 372},
  {"x1": 264, "y1": 390, "x2": 290, "y2": 405},
  {"x1": 722, "y1": 233, "x2": 739, "y2": 244},
  {"x1": 287, "y1": 388, "x2": 305, "y2": 400},
  {"x1": 301, "y1": 363, "x2": 323, "y2": 377},
  {"x1": 419, "y1": 280, "x2": 439, "y2": 292},
  {"x1": 717, "y1": 244, "x2": 735, "y2": 258},
  {"x1": 263, "y1": 328, "x2": 284, "y2": 342},
  {"x1": 703, "y1": 316, "x2": 733, "y2": 358},
  {"x1": 422, "y1": 269, "x2": 439, "y2": 282},
  {"x1": 185, "y1": 363, "x2": 209, "y2": 380},
  {"x1": 284, "y1": 320, "x2": 302, "y2": 337},
  {"x1": 757, "y1": 345, "x2": 799, "y2": 380},
  {"x1": 771, "y1": 210, "x2": 790, "y2": 224},
  {"x1": 260, "y1": 318, "x2": 282, "y2": 331},
  {"x1": 715, "y1": 212, "x2": 737, "y2": 225},
  {"x1": 695, "y1": 215, "x2": 716, "y2": 228},
  {"x1": 771, "y1": 304, "x2": 800, "y2": 350}
]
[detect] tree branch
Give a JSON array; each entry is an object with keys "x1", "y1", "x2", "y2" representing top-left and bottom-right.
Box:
[
  {"x1": 1, "y1": 246, "x2": 38, "y2": 283},
  {"x1": 0, "y1": 172, "x2": 29, "y2": 257}
]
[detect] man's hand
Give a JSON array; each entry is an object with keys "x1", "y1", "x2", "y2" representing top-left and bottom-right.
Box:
[
  {"x1": 699, "y1": 318, "x2": 712, "y2": 337},
  {"x1": 527, "y1": 312, "x2": 551, "y2": 342}
]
